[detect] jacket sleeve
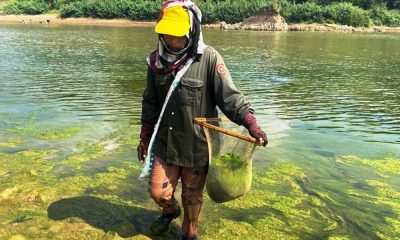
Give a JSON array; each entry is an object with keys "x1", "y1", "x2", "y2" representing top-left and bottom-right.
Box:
[
  {"x1": 209, "y1": 48, "x2": 254, "y2": 125},
  {"x1": 141, "y1": 68, "x2": 160, "y2": 124}
]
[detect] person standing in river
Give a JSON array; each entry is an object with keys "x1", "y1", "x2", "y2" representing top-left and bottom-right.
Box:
[{"x1": 137, "y1": 1, "x2": 268, "y2": 239}]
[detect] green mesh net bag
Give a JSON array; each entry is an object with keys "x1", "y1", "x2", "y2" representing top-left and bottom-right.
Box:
[{"x1": 194, "y1": 117, "x2": 263, "y2": 203}]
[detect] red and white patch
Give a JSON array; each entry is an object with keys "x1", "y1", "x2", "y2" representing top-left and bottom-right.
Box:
[{"x1": 216, "y1": 64, "x2": 227, "y2": 75}]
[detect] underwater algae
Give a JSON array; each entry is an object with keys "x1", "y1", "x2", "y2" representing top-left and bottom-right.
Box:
[
  {"x1": 337, "y1": 155, "x2": 400, "y2": 239},
  {"x1": 340, "y1": 155, "x2": 400, "y2": 177},
  {"x1": 35, "y1": 126, "x2": 82, "y2": 140},
  {"x1": 0, "y1": 125, "x2": 156, "y2": 240},
  {"x1": 201, "y1": 162, "x2": 326, "y2": 240},
  {"x1": 0, "y1": 138, "x2": 23, "y2": 148},
  {"x1": 201, "y1": 156, "x2": 400, "y2": 240},
  {"x1": 2, "y1": 122, "x2": 400, "y2": 240}
]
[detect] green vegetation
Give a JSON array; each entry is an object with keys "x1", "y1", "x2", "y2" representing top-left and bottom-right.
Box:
[
  {"x1": 1, "y1": 121, "x2": 400, "y2": 240},
  {"x1": 35, "y1": 126, "x2": 81, "y2": 140},
  {"x1": 207, "y1": 153, "x2": 252, "y2": 203},
  {"x1": 197, "y1": 0, "x2": 274, "y2": 23},
  {"x1": 59, "y1": 0, "x2": 164, "y2": 19},
  {"x1": 282, "y1": 1, "x2": 400, "y2": 26},
  {"x1": 2, "y1": 0, "x2": 400, "y2": 27},
  {"x1": 282, "y1": 2, "x2": 372, "y2": 27},
  {"x1": 0, "y1": 1, "x2": 9, "y2": 11},
  {"x1": 3, "y1": 0, "x2": 51, "y2": 14}
]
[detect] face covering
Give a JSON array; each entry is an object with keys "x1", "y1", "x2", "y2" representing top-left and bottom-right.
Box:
[
  {"x1": 147, "y1": 0, "x2": 207, "y2": 74},
  {"x1": 159, "y1": 35, "x2": 193, "y2": 56}
]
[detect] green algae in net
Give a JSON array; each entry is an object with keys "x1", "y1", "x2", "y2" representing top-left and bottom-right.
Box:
[{"x1": 194, "y1": 117, "x2": 262, "y2": 203}]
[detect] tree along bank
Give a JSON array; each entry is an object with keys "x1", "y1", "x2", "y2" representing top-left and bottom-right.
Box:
[
  {"x1": 0, "y1": 13, "x2": 155, "y2": 26},
  {"x1": 1, "y1": 0, "x2": 400, "y2": 28},
  {"x1": 2, "y1": 13, "x2": 400, "y2": 33}
]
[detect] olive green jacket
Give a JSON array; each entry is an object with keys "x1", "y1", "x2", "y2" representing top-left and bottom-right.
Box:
[{"x1": 141, "y1": 46, "x2": 252, "y2": 167}]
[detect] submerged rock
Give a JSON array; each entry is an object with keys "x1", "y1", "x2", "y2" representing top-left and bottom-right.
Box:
[
  {"x1": 109, "y1": 221, "x2": 137, "y2": 238},
  {"x1": 102, "y1": 137, "x2": 120, "y2": 151}
]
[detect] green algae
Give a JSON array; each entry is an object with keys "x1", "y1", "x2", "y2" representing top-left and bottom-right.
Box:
[
  {"x1": 1, "y1": 121, "x2": 400, "y2": 240},
  {"x1": 339, "y1": 155, "x2": 400, "y2": 177},
  {"x1": 206, "y1": 153, "x2": 252, "y2": 203},
  {"x1": 0, "y1": 138, "x2": 23, "y2": 148},
  {"x1": 335, "y1": 155, "x2": 400, "y2": 239},
  {"x1": 35, "y1": 126, "x2": 81, "y2": 140},
  {"x1": 59, "y1": 132, "x2": 127, "y2": 171},
  {"x1": 202, "y1": 162, "x2": 326, "y2": 239},
  {"x1": 328, "y1": 236, "x2": 351, "y2": 240},
  {"x1": 202, "y1": 157, "x2": 400, "y2": 239},
  {"x1": 0, "y1": 126, "x2": 150, "y2": 239},
  {"x1": 8, "y1": 235, "x2": 27, "y2": 240}
]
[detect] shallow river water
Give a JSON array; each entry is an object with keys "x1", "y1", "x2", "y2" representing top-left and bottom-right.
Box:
[{"x1": 0, "y1": 24, "x2": 399, "y2": 240}]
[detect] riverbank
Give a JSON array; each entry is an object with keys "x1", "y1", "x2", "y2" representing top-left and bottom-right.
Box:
[
  {"x1": 205, "y1": 22, "x2": 400, "y2": 33},
  {"x1": 1, "y1": 13, "x2": 400, "y2": 32},
  {"x1": 0, "y1": 14, "x2": 155, "y2": 27}
]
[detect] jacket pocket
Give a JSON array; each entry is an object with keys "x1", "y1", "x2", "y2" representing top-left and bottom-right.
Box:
[
  {"x1": 154, "y1": 74, "x2": 173, "y2": 101},
  {"x1": 179, "y1": 77, "x2": 204, "y2": 106}
]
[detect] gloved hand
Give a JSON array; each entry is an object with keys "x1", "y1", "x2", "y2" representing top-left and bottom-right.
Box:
[
  {"x1": 242, "y1": 111, "x2": 268, "y2": 147},
  {"x1": 137, "y1": 121, "x2": 155, "y2": 163}
]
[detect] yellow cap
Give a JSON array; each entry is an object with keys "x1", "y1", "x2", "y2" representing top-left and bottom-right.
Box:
[{"x1": 155, "y1": 6, "x2": 190, "y2": 37}]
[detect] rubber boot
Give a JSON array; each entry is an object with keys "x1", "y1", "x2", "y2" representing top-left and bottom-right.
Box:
[
  {"x1": 150, "y1": 207, "x2": 181, "y2": 235},
  {"x1": 182, "y1": 233, "x2": 198, "y2": 240}
]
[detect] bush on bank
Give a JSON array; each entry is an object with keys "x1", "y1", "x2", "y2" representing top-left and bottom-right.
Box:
[
  {"x1": 282, "y1": 2, "x2": 371, "y2": 27},
  {"x1": 3, "y1": 0, "x2": 50, "y2": 14},
  {"x1": 325, "y1": 2, "x2": 371, "y2": 27},
  {"x1": 282, "y1": 1, "x2": 400, "y2": 26},
  {"x1": 3, "y1": 0, "x2": 400, "y2": 27},
  {"x1": 369, "y1": 6, "x2": 400, "y2": 26},
  {"x1": 59, "y1": 0, "x2": 270, "y2": 23},
  {"x1": 59, "y1": 0, "x2": 164, "y2": 19},
  {"x1": 198, "y1": 0, "x2": 271, "y2": 23}
]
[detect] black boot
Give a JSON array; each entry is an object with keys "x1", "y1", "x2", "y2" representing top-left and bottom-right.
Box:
[
  {"x1": 150, "y1": 207, "x2": 181, "y2": 235},
  {"x1": 182, "y1": 234, "x2": 198, "y2": 240}
]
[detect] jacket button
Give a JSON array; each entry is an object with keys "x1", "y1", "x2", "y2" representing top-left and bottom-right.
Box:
[
  {"x1": 169, "y1": 127, "x2": 173, "y2": 130},
  {"x1": 171, "y1": 112, "x2": 175, "y2": 115}
]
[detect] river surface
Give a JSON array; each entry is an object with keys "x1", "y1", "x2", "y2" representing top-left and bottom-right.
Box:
[{"x1": 0, "y1": 24, "x2": 400, "y2": 240}]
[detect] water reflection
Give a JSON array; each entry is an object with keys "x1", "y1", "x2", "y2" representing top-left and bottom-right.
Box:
[
  {"x1": 0, "y1": 25, "x2": 154, "y2": 124},
  {"x1": 204, "y1": 30, "x2": 400, "y2": 144},
  {"x1": 1, "y1": 26, "x2": 399, "y2": 144}
]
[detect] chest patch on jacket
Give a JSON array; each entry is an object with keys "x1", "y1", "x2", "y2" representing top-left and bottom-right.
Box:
[{"x1": 216, "y1": 64, "x2": 227, "y2": 76}]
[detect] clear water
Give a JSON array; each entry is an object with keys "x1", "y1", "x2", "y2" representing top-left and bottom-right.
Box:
[{"x1": 1, "y1": 24, "x2": 400, "y2": 239}]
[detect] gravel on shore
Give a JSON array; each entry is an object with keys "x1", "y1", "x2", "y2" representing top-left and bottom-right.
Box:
[{"x1": 0, "y1": 14, "x2": 155, "y2": 27}]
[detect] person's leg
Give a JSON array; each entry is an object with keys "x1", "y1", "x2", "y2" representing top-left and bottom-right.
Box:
[
  {"x1": 181, "y1": 165, "x2": 208, "y2": 238},
  {"x1": 148, "y1": 156, "x2": 181, "y2": 234}
]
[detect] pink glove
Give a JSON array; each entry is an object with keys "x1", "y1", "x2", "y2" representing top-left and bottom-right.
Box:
[
  {"x1": 137, "y1": 121, "x2": 154, "y2": 163},
  {"x1": 242, "y1": 112, "x2": 268, "y2": 147}
]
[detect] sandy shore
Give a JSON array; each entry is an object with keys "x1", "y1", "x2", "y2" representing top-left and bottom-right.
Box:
[
  {"x1": 205, "y1": 22, "x2": 400, "y2": 33},
  {"x1": 1, "y1": 14, "x2": 400, "y2": 32},
  {"x1": 0, "y1": 14, "x2": 155, "y2": 27}
]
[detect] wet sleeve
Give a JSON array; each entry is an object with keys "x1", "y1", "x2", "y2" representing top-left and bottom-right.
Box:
[
  {"x1": 141, "y1": 68, "x2": 160, "y2": 124},
  {"x1": 209, "y1": 49, "x2": 253, "y2": 125}
]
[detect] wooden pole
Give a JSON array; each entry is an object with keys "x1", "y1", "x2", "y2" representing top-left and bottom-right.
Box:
[{"x1": 194, "y1": 118, "x2": 264, "y2": 146}]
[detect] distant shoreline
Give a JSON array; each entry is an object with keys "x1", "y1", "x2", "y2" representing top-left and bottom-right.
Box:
[
  {"x1": 0, "y1": 14, "x2": 155, "y2": 27},
  {"x1": 204, "y1": 22, "x2": 400, "y2": 33},
  {"x1": 1, "y1": 13, "x2": 400, "y2": 33}
]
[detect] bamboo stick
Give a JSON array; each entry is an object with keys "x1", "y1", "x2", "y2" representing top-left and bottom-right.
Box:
[{"x1": 193, "y1": 117, "x2": 263, "y2": 146}]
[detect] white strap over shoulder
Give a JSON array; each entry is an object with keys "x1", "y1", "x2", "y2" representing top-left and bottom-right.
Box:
[{"x1": 139, "y1": 56, "x2": 196, "y2": 180}]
